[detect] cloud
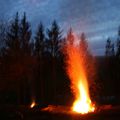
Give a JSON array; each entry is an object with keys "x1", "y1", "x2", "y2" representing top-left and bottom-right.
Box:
[{"x1": 0, "y1": 0, "x2": 120, "y2": 55}]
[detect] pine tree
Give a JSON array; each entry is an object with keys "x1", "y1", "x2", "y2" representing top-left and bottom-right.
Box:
[
  {"x1": 0, "y1": 21, "x2": 7, "y2": 56},
  {"x1": 46, "y1": 20, "x2": 62, "y2": 57},
  {"x1": 19, "y1": 13, "x2": 34, "y2": 104},
  {"x1": 20, "y1": 12, "x2": 31, "y2": 55},
  {"x1": 60, "y1": 28, "x2": 74, "y2": 55},
  {"x1": 46, "y1": 20, "x2": 62, "y2": 103},
  {"x1": 79, "y1": 32, "x2": 90, "y2": 62},
  {"x1": 79, "y1": 33, "x2": 88, "y2": 54},
  {"x1": 34, "y1": 22, "x2": 45, "y2": 104},
  {"x1": 5, "y1": 12, "x2": 33, "y2": 105},
  {"x1": 34, "y1": 22, "x2": 45, "y2": 58},
  {"x1": 111, "y1": 43, "x2": 115, "y2": 56},
  {"x1": 105, "y1": 38, "x2": 113, "y2": 56},
  {"x1": 116, "y1": 27, "x2": 120, "y2": 57},
  {"x1": 67, "y1": 28, "x2": 74, "y2": 45},
  {"x1": 4, "y1": 12, "x2": 23, "y2": 104},
  {"x1": 6, "y1": 12, "x2": 20, "y2": 56}
]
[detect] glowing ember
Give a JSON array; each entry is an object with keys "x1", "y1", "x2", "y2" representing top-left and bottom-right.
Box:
[
  {"x1": 64, "y1": 33, "x2": 95, "y2": 114},
  {"x1": 30, "y1": 101, "x2": 36, "y2": 108}
]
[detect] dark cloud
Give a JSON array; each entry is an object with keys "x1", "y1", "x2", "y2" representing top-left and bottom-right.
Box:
[{"x1": 0, "y1": 0, "x2": 120, "y2": 55}]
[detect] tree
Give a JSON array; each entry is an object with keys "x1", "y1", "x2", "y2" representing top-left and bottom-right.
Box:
[
  {"x1": 3, "y1": 12, "x2": 34, "y2": 105},
  {"x1": 67, "y1": 28, "x2": 74, "y2": 46},
  {"x1": 3, "y1": 12, "x2": 22, "y2": 104},
  {"x1": 105, "y1": 38, "x2": 114, "y2": 56},
  {"x1": 0, "y1": 21, "x2": 7, "y2": 56},
  {"x1": 34, "y1": 22, "x2": 45, "y2": 58},
  {"x1": 61, "y1": 28, "x2": 75, "y2": 57},
  {"x1": 111, "y1": 43, "x2": 115, "y2": 56},
  {"x1": 20, "y1": 12, "x2": 31, "y2": 55},
  {"x1": 46, "y1": 20, "x2": 62, "y2": 104},
  {"x1": 46, "y1": 20, "x2": 62, "y2": 57},
  {"x1": 79, "y1": 32, "x2": 90, "y2": 69},
  {"x1": 79, "y1": 33, "x2": 91, "y2": 67},
  {"x1": 34, "y1": 22, "x2": 45, "y2": 104},
  {"x1": 5, "y1": 12, "x2": 20, "y2": 57},
  {"x1": 79, "y1": 33, "x2": 89, "y2": 57},
  {"x1": 19, "y1": 12, "x2": 35, "y2": 104},
  {"x1": 114, "y1": 26, "x2": 120, "y2": 97},
  {"x1": 116, "y1": 28, "x2": 120, "y2": 57}
]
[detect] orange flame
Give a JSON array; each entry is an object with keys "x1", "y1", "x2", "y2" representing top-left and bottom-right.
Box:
[{"x1": 64, "y1": 35, "x2": 95, "y2": 114}]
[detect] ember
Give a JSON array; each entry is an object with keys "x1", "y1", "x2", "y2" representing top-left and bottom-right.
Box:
[{"x1": 30, "y1": 101, "x2": 36, "y2": 108}]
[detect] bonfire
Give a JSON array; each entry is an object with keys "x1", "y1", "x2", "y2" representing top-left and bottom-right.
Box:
[{"x1": 64, "y1": 32, "x2": 95, "y2": 114}]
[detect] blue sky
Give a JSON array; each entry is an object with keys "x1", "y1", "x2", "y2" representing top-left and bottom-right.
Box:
[{"x1": 0, "y1": 0, "x2": 120, "y2": 55}]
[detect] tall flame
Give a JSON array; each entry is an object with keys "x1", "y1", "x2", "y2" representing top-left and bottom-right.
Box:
[{"x1": 64, "y1": 35, "x2": 95, "y2": 114}]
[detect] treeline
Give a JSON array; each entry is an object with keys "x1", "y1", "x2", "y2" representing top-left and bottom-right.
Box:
[
  {"x1": 96, "y1": 27, "x2": 120, "y2": 104},
  {"x1": 0, "y1": 12, "x2": 96, "y2": 106},
  {"x1": 105, "y1": 26, "x2": 120, "y2": 57},
  {"x1": 1, "y1": 12, "x2": 120, "y2": 106}
]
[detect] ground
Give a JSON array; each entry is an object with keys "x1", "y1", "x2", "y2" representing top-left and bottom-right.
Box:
[{"x1": 0, "y1": 105, "x2": 120, "y2": 120}]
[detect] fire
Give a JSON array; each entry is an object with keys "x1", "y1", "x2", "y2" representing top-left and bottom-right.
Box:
[
  {"x1": 64, "y1": 33, "x2": 95, "y2": 114},
  {"x1": 72, "y1": 81, "x2": 95, "y2": 114},
  {"x1": 30, "y1": 101, "x2": 36, "y2": 108}
]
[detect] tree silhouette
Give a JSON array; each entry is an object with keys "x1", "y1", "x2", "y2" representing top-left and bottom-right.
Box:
[
  {"x1": 0, "y1": 21, "x2": 7, "y2": 56},
  {"x1": 105, "y1": 38, "x2": 114, "y2": 56},
  {"x1": 116, "y1": 28, "x2": 120, "y2": 57},
  {"x1": 67, "y1": 28, "x2": 74, "y2": 45},
  {"x1": 60, "y1": 28, "x2": 75, "y2": 55},
  {"x1": 19, "y1": 12, "x2": 35, "y2": 104},
  {"x1": 5, "y1": 12, "x2": 20, "y2": 57},
  {"x1": 79, "y1": 33, "x2": 89, "y2": 56},
  {"x1": 34, "y1": 22, "x2": 45, "y2": 57},
  {"x1": 2, "y1": 12, "x2": 34, "y2": 104},
  {"x1": 34, "y1": 22, "x2": 45, "y2": 104},
  {"x1": 46, "y1": 20, "x2": 62, "y2": 57},
  {"x1": 20, "y1": 12, "x2": 31, "y2": 55},
  {"x1": 111, "y1": 44, "x2": 115, "y2": 56},
  {"x1": 114, "y1": 26, "x2": 120, "y2": 97},
  {"x1": 46, "y1": 20, "x2": 62, "y2": 103}
]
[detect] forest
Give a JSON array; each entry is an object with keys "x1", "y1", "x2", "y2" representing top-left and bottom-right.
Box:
[{"x1": 0, "y1": 12, "x2": 120, "y2": 106}]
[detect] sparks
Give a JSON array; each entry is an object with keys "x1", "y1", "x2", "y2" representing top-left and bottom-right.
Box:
[{"x1": 64, "y1": 32, "x2": 95, "y2": 114}]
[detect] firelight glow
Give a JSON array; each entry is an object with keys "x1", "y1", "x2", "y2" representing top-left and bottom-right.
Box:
[
  {"x1": 64, "y1": 35, "x2": 95, "y2": 114},
  {"x1": 30, "y1": 101, "x2": 36, "y2": 108}
]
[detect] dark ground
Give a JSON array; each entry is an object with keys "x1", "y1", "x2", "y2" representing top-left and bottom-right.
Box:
[{"x1": 0, "y1": 105, "x2": 120, "y2": 120}]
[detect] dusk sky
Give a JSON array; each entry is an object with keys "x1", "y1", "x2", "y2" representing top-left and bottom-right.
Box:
[{"x1": 0, "y1": 0, "x2": 120, "y2": 55}]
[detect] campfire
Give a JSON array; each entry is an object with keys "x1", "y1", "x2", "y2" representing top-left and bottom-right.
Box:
[
  {"x1": 41, "y1": 33, "x2": 95, "y2": 114},
  {"x1": 64, "y1": 34, "x2": 95, "y2": 114}
]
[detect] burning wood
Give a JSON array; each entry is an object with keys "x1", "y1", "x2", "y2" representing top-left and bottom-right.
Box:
[{"x1": 63, "y1": 32, "x2": 95, "y2": 114}]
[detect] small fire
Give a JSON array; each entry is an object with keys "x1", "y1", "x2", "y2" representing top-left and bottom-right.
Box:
[
  {"x1": 30, "y1": 101, "x2": 36, "y2": 108},
  {"x1": 64, "y1": 33, "x2": 95, "y2": 114}
]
